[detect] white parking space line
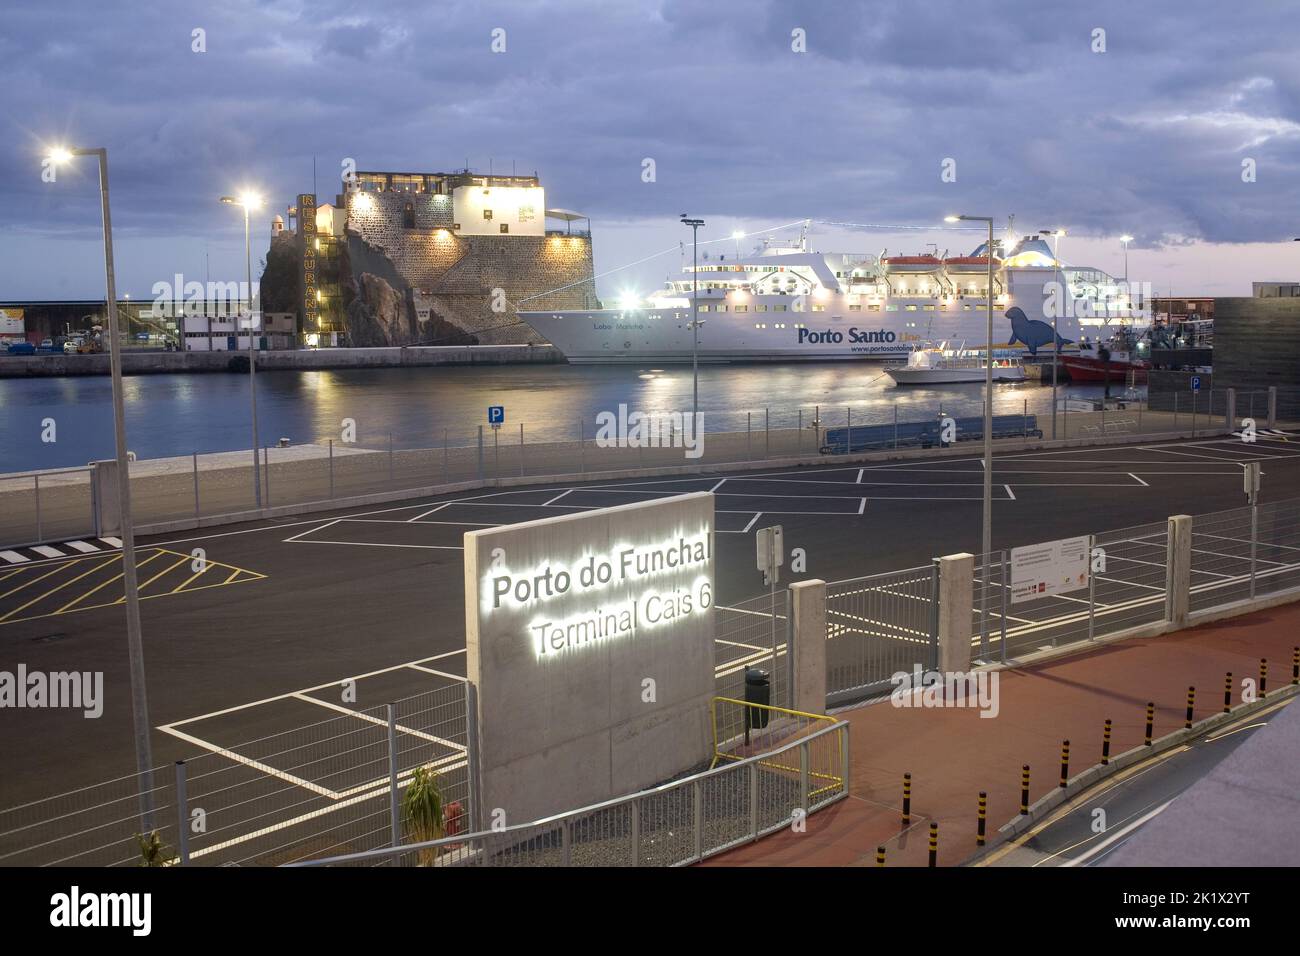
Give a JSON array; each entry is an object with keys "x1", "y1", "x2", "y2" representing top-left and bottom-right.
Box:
[
  {"x1": 1129, "y1": 473, "x2": 1149, "y2": 486},
  {"x1": 741, "y1": 513, "x2": 763, "y2": 533},
  {"x1": 856, "y1": 468, "x2": 864, "y2": 484},
  {"x1": 405, "y1": 664, "x2": 468, "y2": 682},
  {"x1": 858, "y1": 497, "x2": 867, "y2": 514},
  {"x1": 1004, "y1": 484, "x2": 1016, "y2": 500},
  {"x1": 291, "y1": 693, "x2": 463, "y2": 751},
  {"x1": 65, "y1": 540, "x2": 100, "y2": 553},
  {"x1": 710, "y1": 478, "x2": 727, "y2": 492},
  {"x1": 406, "y1": 502, "x2": 451, "y2": 523},
  {"x1": 543, "y1": 489, "x2": 574, "y2": 506}
]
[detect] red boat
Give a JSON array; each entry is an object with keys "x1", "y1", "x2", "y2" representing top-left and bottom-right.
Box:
[{"x1": 1059, "y1": 329, "x2": 1150, "y2": 384}]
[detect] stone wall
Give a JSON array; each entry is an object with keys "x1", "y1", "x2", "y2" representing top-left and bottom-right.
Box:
[{"x1": 345, "y1": 190, "x2": 597, "y2": 345}]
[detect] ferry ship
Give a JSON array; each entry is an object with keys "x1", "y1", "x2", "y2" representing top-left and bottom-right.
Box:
[{"x1": 519, "y1": 227, "x2": 1151, "y2": 364}]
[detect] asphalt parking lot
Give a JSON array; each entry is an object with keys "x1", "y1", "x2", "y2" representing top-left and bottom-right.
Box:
[{"x1": 2, "y1": 432, "x2": 1298, "y2": 812}]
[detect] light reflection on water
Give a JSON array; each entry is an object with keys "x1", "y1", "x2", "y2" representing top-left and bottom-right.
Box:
[{"x1": 0, "y1": 363, "x2": 1131, "y2": 472}]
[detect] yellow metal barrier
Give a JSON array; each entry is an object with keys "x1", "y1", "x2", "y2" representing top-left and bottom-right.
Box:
[{"x1": 709, "y1": 696, "x2": 843, "y2": 799}]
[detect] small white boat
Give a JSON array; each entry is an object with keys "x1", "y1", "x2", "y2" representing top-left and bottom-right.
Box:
[{"x1": 886, "y1": 343, "x2": 1026, "y2": 385}]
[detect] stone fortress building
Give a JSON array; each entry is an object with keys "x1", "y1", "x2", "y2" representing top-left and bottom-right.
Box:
[{"x1": 261, "y1": 167, "x2": 597, "y2": 349}]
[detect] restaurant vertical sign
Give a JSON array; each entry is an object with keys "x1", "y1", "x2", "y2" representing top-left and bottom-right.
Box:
[{"x1": 298, "y1": 194, "x2": 318, "y2": 339}]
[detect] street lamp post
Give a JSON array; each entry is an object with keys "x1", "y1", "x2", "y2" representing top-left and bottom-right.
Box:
[
  {"x1": 221, "y1": 194, "x2": 263, "y2": 509},
  {"x1": 48, "y1": 146, "x2": 155, "y2": 830},
  {"x1": 1120, "y1": 234, "x2": 1133, "y2": 284},
  {"x1": 947, "y1": 214, "x2": 995, "y2": 648},
  {"x1": 1040, "y1": 228, "x2": 1066, "y2": 440},
  {"x1": 681, "y1": 216, "x2": 705, "y2": 422}
]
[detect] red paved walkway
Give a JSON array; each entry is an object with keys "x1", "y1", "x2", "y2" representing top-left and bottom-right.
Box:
[{"x1": 704, "y1": 601, "x2": 1300, "y2": 867}]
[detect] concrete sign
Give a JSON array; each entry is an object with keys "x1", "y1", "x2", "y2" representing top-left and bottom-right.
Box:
[
  {"x1": 1009, "y1": 534, "x2": 1090, "y2": 604},
  {"x1": 464, "y1": 492, "x2": 716, "y2": 824}
]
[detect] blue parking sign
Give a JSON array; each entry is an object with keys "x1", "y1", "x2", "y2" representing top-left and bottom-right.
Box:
[
  {"x1": 1191, "y1": 376, "x2": 1201, "y2": 392},
  {"x1": 488, "y1": 405, "x2": 505, "y2": 425}
]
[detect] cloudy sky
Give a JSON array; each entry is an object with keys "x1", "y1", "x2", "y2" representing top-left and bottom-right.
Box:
[{"x1": 4, "y1": 0, "x2": 1300, "y2": 301}]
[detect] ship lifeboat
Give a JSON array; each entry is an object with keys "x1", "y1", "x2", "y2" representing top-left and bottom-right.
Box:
[
  {"x1": 942, "y1": 255, "x2": 1000, "y2": 274},
  {"x1": 883, "y1": 255, "x2": 943, "y2": 273}
]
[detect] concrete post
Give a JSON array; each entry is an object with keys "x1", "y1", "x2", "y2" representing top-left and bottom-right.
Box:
[
  {"x1": 91, "y1": 459, "x2": 122, "y2": 537},
  {"x1": 788, "y1": 580, "x2": 827, "y2": 715},
  {"x1": 1165, "y1": 515, "x2": 1193, "y2": 627},
  {"x1": 1267, "y1": 386, "x2": 1278, "y2": 428},
  {"x1": 937, "y1": 553, "x2": 974, "y2": 674},
  {"x1": 1225, "y1": 387, "x2": 1236, "y2": 432}
]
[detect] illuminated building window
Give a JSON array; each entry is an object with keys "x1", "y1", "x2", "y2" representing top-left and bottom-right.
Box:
[
  {"x1": 698, "y1": 305, "x2": 710, "y2": 312},
  {"x1": 483, "y1": 209, "x2": 493, "y2": 220},
  {"x1": 868, "y1": 304, "x2": 881, "y2": 311},
  {"x1": 755, "y1": 304, "x2": 767, "y2": 312},
  {"x1": 774, "y1": 304, "x2": 787, "y2": 312},
  {"x1": 849, "y1": 304, "x2": 862, "y2": 311},
  {"x1": 886, "y1": 305, "x2": 898, "y2": 312},
  {"x1": 500, "y1": 224, "x2": 509, "y2": 233},
  {"x1": 812, "y1": 305, "x2": 826, "y2": 312},
  {"x1": 734, "y1": 305, "x2": 748, "y2": 312}
]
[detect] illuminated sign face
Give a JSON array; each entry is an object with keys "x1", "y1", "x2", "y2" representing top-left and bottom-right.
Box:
[
  {"x1": 298, "y1": 194, "x2": 318, "y2": 332},
  {"x1": 463, "y1": 492, "x2": 718, "y2": 823},
  {"x1": 480, "y1": 528, "x2": 713, "y2": 659}
]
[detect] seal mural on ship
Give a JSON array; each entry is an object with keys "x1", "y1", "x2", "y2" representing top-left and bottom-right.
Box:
[{"x1": 1005, "y1": 307, "x2": 1072, "y2": 356}]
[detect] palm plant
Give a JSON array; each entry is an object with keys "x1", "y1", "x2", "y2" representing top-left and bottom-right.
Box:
[
  {"x1": 135, "y1": 830, "x2": 172, "y2": 867},
  {"x1": 402, "y1": 766, "x2": 445, "y2": 865}
]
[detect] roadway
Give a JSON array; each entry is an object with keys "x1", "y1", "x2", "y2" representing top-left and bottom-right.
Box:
[{"x1": 2, "y1": 431, "x2": 1298, "y2": 814}]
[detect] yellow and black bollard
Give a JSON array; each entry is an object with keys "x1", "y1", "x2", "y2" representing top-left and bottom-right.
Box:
[
  {"x1": 1292, "y1": 647, "x2": 1298, "y2": 686},
  {"x1": 1101, "y1": 719, "x2": 1112, "y2": 765},
  {"x1": 1185, "y1": 686, "x2": 1195, "y2": 729},
  {"x1": 901, "y1": 772, "x2": 912, "y2": 827},
  {"x1": 1059, "y1": 740, "x2": 1070, "y2": 788},
  {"x1": 976, "y1": 791, "x2": 987, "y2": 846},
  {"x1": 1020, "y1": 765, "x2": 1030, "y2": 815},
  {"x1": 1260, "y1": 659, "x2": 1267, "y2": 699},
  {"x1": 876, "y1": 845, "x2": 886, "y2": 867},
  {"x1": 1144, "y1": 702, "x2": 1155, "y2": 746},
  {"x1": 1224, "y1": 672, "x2": 1233, "y2": 713},
  {"x1": 928, "y1": 822, "x2": 938, "y2": 867}
]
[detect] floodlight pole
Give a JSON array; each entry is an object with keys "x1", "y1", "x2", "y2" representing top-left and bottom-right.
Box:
[
  {"x1": 682, "y1": 216, "x2": 705, "y2": 421},
  {"x1": 74, "y1": 146, "x2": 156, "y2": 831}
]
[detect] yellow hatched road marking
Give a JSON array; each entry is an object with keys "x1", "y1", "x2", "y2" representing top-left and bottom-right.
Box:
[
  {"x1": 0, "y1": 547, "x2": 266, "y2": 626},
  {"x1": 116, "y1": 553, "x2": 191, "y2": 602},
  {"x1": 56, "y1": 550, "x2": 167, "y2": 614},
  {"x1": 0, "y1": 555, "x2": 123, "y2": 622}
]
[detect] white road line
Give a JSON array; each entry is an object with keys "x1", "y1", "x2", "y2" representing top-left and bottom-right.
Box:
[
  {"x1": 31, "y1": 546, "x2": 63, "y2": 558},
  {"x1": 1004, "y1": 484, "x2": 1016, "y2": 501},
  {"x1": 542, "y1": 489, "x2": 574, "y2": 506},
  {"x1": 405, "y1": 664, "x2": 468, "y2": 682},
  {"x1": 1129, "y1": 472, "x2": 1149, "y2": 486},
  {"x1": 288, "y1": 539, "x2": 464, "y2": 551},
  {"x1": 282, "y1": 518, "x2": 342, "y2": 543},
  {"x1": 157, "y1": 725, "x2": 341, "y2": 799},
  {"x1": 1062, "y1": 800, "x2": 1174, "y2": 867},
  {"x1": 859, "y1": 497, "x2": 867, "y2": 514},
  {"x1": 741, "y1": 513, "x2": 763, "y2": 533},
  {"x1": 406, "y1": 502, "x2": 451, "y2": 522},
  {"x1": 290, "y1": 693, "x2": 464, "y2": 751},
  {"x1": 0, "y1": 551, "x2": 30, "y2": 564},
  {"x1": 65, "y1": 540, "x2": 100, "y2": 553},
  {"x1": 856, "y1": 468, "x2": 864, "y2": 484},
  {"x1": 710, "y1": 478, "x2": 727, "y2": 492}
]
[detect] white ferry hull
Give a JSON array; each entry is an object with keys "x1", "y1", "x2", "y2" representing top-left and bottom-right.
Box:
[{"x1": 886, "y1": 367, "x2": 1026, "y2": 385}]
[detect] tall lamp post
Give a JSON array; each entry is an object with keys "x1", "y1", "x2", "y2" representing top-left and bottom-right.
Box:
[
  {"x1": 1039, "y1": 228, "x2": 1066, "y2": 440},
  {"x1": 947, "y1": 214, "x2": 995, "y2": 646},
  {"x1": 47, "y1": 146, "x2": 155, "y2": 829},
  {"x1": 1120, "y1": 234, "x2": 1133, "y2": 284},
  {"x1": 221, "y1": 193, "x2": 264, "y2": 508},
  {"x1": 681, "y1": 215, "x2": 705, "y2": 422}
]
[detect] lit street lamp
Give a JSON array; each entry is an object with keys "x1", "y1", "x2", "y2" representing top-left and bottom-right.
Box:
[
  {"x1": 681, "y1": 215, "x2": 705, "y2": 422},
  {"x1": 221, "y1": 193, "x2": 264, "y2": 508},
  {"x1": 732, "y1": 229, "x2": 744, "y2": 260},
  {"x1": 1039, "y1": 228, "x2": 1066, "y2": 440},
  {"x1": 1120, "y1": 234, "x2": 1133, "y2": 284},
  {"x1": 46, "y1": 145, "x2": 155, "y2": 830},
  {"x1": 947, "y1": 213, "x2": 996, "y2": 648}
]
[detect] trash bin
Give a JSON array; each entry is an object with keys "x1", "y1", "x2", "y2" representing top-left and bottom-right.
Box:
[{"x1": 744, "y1": 667, "x2": 771, "y2": 733}]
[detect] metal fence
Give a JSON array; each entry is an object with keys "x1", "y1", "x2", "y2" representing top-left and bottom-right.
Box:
[
  {"x1": 0, "y1": 683, "x2": 470, "y2": 867},
  {"x1": 287, "y1": 713, "x2": 849, "y2": 867},
  {"x1": 827, "y1": 498, "x2": 1300, "y2": 680},
  {"x1": 714, "y1": 589, "x2": 788, "y2": 707},
  {"x1": 825, "y1": 564, "x2": 936, "y2": 704},
  {"x1": 5, "y1": 389, "x2": 1262, "y2": 549}
]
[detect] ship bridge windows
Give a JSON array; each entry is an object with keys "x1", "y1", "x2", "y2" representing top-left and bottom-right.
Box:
[{"x1": 735, "y1": 305, "x2": 749, "y2": 312}]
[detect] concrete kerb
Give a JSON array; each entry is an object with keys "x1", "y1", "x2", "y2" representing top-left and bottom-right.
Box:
[
  {"x1": 132, "y1": 425, "x2": 1232, "y2": 538},
  {"x1": 974, "y1": 683, "x2": 1300, "y2": 859}
]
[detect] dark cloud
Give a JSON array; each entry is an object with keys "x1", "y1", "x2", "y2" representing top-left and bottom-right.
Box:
[{"x1": 1, "y1": 0, "x2": 1298, "y2": 296}]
